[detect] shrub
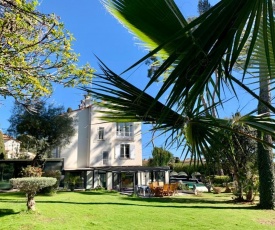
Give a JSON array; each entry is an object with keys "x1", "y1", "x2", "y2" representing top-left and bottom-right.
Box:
[
  {"x1": 64, "y1": 173, "x2": 81, "y2": 191},
  {"x1": 206, "y1": 175, "x2": 230, "y2": 186},
  {"x1": 20, "y1": 166, "x2": 43, "y2": 177},
  {"x1": 10, "y1": 177, "x2": 56, "y2": 211},
  {"x1": 40, "y1": 170, "x2": 62, "y2": 195}
]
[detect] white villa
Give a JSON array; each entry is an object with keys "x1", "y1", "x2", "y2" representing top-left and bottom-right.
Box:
[
  {"x1": 55, "y1": 95, "x2": 170, "y2": 191},
  {"x1": 3, "y1": 134, "x2": 21, "y2": 159}
]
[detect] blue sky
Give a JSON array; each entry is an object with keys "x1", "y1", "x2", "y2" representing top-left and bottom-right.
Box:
[{"x1": 1, "y1": 0, "x2": 256, "y2": 159}]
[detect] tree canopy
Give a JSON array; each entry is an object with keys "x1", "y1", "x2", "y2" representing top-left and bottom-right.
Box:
[
  {"x1": 148, "y1": 147, "x2": 173, "y2": 167},
  {"x1": 0, "y1": 0, "x2": 94, "y2": 107},
  {"x1": 8, "y1": 101, "x2": 75, "y2": 166}
]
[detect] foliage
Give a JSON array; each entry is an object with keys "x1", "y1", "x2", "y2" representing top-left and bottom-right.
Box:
[
  {"x1": 208, "y1": 113, "x2": 258, "y2": 201},
  {"x1": 20, "y1": 165, "x2": 42, "y2": 177},
  {"x1": 174, "y1": 157, "x2": 180, "y2": 163},
  {"x1": 10, "y1": 177, "x2": 56, "y2": 193},
  {"x1": 84, "y1": 0, "x2": 275, "y2": 209},
  {"x1": 8, "y1": 101, "x2": 75, "y2": 166},
  {"x1": 147, "y1": 147, "x2": 173, "y2": 166},
  {"x1": 198, "y1": 0, "x2": 211, "y2": 15},
  {"x1": 40, "y1": 170, "x2": 61, "y2": 195},
  {"x1": 10, "y1": 177, "x2": 56, "y2": 210},
  {"x1": 205, "y1": 175, "x2": 231, "y2": 186},
  {"x1": 0, "y1": 0, "x2": 94, "y2": 107},
  {"x1": 64, "y1": 173, "x2": 81, "y2": 191},
  {"x1": 170, "y1": 163, "x2": 206, "y2": 176}
]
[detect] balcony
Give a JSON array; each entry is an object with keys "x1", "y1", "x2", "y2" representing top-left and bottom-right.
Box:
[{"x1": 116, "y1": 132, "x2": 134, "y2": 141}]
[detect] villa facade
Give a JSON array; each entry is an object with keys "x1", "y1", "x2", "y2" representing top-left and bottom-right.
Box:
[
  {"x1": 56, "y1": 96, "x2": 169, "y2": 190},
  {"x1": 3, "y1": 134, "x2": 21, "y2": 159}
]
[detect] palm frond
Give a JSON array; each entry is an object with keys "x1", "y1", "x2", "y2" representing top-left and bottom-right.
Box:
[
  {"x1": 81, "y1": 61, "x2": 275, "y2": 160},
  {"x1": 102, "y1": 0, "x2": 187, "y2": 60},
  {"x1": 103, "y1": 0, "x2": 275, "y2": 112}
]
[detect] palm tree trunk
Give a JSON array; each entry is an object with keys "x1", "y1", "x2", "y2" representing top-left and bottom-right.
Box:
[{"x1": 257, "y1": 73, "x2": 275, "y2": 209}]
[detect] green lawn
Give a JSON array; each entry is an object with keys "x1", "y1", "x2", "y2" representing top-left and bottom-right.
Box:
[{"x1": 0, "y1": 190, "x2": 274, "y2": 230}]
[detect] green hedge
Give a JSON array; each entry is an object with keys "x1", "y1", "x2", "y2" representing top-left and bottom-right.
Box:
[
  {"x1": 205, "y1": 175, "x2": 231, "y2": 185},
  {"x1": 10, "y1": 177, "x2": 57, "y2": 193},
  {"x1": 40, "y1": 170, "x2": 62, "y2": 195}
]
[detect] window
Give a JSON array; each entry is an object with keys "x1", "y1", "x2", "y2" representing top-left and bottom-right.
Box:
[
  {"x1": 116, "y1": 123, "x2": 133, "y2": 137},
  {"x1": 120, "y1": 144, "x2": 130, "y2": 158},
  {"x1": 115, "y1": 144, "x2": 135, "y2": 159},
  {"x1": 98, "y1": 127, "x2": 104, "y2": 140},
  {"x1": 102, "y1": 151, "x2": 109, "y2": 165}
]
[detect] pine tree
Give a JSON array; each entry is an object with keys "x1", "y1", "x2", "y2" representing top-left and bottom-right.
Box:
[{"x1": 198, "y1": 0, "x2": 211, "y2": 15}]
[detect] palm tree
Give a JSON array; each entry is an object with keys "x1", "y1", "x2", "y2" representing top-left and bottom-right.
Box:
[{"x1": 84, "y1": 0, "x2": 275, "y2": 209}]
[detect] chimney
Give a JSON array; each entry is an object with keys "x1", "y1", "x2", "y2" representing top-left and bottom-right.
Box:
[{"x1": 83, "y1": 94, "x2": 91, "y2": 107}]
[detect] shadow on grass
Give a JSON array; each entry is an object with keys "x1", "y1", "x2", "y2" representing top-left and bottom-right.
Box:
[
  {"x1": 121, "y1": 196, "x2": 234, "y2": 205},
  {"x1": 78, "y1": 191, "x2": 119, "y2": 196},
  {"x1": 0, "y1": 191, "x2": 258, "y2": 210},
  {"x1": 33, "y1": 200, "x2": 257, "y2": 210},
  {"x1": 0, "y1": 209, "x2": 20, "y2": 217}
]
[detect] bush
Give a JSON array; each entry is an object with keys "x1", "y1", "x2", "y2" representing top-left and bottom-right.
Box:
[
  {"x1": 171, "y1": 163, "x2": 206, "y2": 176},
  {"x1": 20, "y1": 166, "x2": 43, "y2": 177},
  {"x1": 64, "y1": 173, "x2": 81, "y2": 191},
  {"x1": 10, "y1": 177, "x2": 56, "y2": 211},
  {"x1": 40, "y1": 170, "x2": 62, "y2": 195},
  {"x1": 205, "y1": 175, "x2": 230, "y2": 186}
]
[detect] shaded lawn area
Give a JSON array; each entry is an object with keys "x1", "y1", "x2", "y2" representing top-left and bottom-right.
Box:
[{"x1": 0, "y1": 191, "x2": 274, "y2": 230}]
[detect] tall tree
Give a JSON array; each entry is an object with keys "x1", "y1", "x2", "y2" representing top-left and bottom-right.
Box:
[
  {"x1": 211, "y1": 113, "x2": 258, "y2": 201},
  {"x1": 86, "y1": 0, "x2": 275, "y2": 209},
  {"x1": 148, "y1": 147, "x2": 173, "y2": 167},
  {"x1": 0, "y1": 0, "x2": 94, "y2": 108},
  {"x1": 198, "y1": 0, "x2": 211, "y2": 15},
  {"x1": 8, "y1": 101, "x2": 75, "y2": 166}
]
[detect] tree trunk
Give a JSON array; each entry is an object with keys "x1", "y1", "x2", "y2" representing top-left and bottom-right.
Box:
[
  {"x1": 234, "y1": 172, "x2": 244, "y2": 201},
  {"x1": 27, "y1": 193, "x2": 36, "y2": 211},
  {"x1": 257, "y1": 74, "x2": 275, "y2": 209}
]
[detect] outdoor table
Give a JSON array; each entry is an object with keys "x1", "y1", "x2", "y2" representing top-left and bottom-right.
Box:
[
  {"x1": 154, "y1": 186, "x2": 163, "y2": 197},
  {"x1": 138, "y1": 185, "x2": 148, "y2": 196}
]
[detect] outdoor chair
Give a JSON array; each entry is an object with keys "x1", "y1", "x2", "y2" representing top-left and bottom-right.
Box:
[
  {"x1": 169, "y1": 183, "x2": 177, "y2": 196},
  {"x1": 152, "y1": 181, "x2": 158, "y2": 188},
  {"x1": 158, "y1": 181, "x2": 164, "y2": 187},
  {"x1": 148, "y1": 183, "x2": 156, "y2": 197},
  {"x1": 162, "y1": 184, "x2": 170, "y2": 196}
]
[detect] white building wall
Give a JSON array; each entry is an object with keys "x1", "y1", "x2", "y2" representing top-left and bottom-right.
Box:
[
  {"x1": 61, "y1": 104, "x2": 142, "y2": 170},
  {"x1": 4, "y1": 139, "x2": 20, "y2": 158},
  {"x1": 89, "y1": 106, "x2": 142, "y2": 167},
  {"x1": 60, "y1": 110, "x2": 89, "y2": 170}
]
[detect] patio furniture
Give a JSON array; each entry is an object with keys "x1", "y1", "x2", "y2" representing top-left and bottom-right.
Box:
[
  {"x1": 169, "y1": 183, "x2": 178, "y2": 196},
  {"x1": 152, "y1": 181, "x2": 158, "y2": 187},
  {"x1": 162, "y1": 184, "x2": 170, "y2": 196},
  {"x1": 148, "y1": 183, "x2": 156, "y2": 197},
  {"x1": 154, "y1": 186, "x2": 163, "y2": 197},
  {"x1": 138, "y1": 185, "x2": 148, "y2": 196},
  {"x1": 158, "y1": 181, "x2": 164, "y2": 187}
]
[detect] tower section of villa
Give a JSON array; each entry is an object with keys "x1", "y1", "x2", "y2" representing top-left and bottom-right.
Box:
[{"x1": 58, "y1": 95, "x2": 143, "y2": 189}]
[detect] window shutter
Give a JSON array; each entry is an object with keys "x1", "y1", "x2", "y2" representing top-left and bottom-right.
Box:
[
  {"x1": 130, "y1": 145, "x2": 135, "y2": 159},
  {"x1": 115, "y1": 144, "x2": 120, "y2": 158}
]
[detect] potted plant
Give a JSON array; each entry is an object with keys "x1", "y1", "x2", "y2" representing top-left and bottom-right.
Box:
[{"x1": 64, "y1": 173, "x2": 81, "y2": 191}]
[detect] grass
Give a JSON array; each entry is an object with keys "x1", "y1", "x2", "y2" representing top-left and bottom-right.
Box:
[{"x1": 0, "y1": 190, "x2": 274, "y2": 230}]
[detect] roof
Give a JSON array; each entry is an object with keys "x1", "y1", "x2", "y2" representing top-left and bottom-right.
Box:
[
  {"x1": 3, "y1": 134, "x2": 21, "y2": 143},
  {"x1": 65, "y1": 165, "x2": 170, "y2": 173}
]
